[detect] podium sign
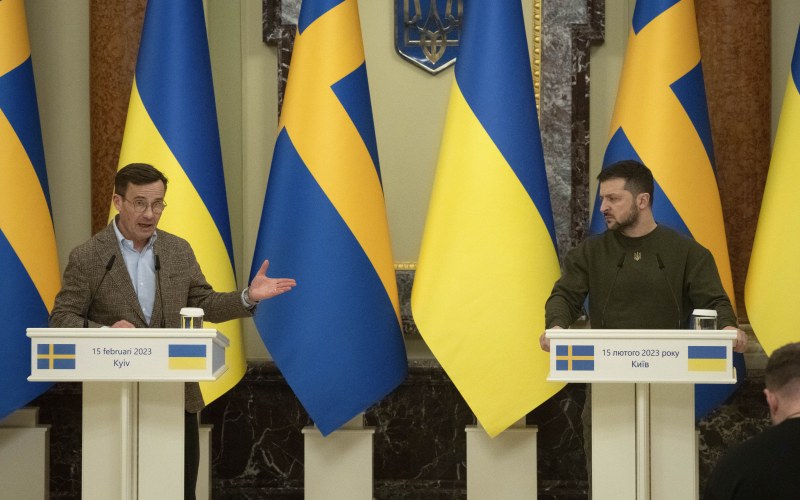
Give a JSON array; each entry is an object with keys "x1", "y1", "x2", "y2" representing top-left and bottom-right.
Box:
[
  {"x1": 26, "y1": 328, "x2": 229, "y2": 499},
  {"x1": 546, "y1": 329, "x2": 736, "y2": 384},
  {"x1": 545, "y1": 329, "x2": 737, "y2": 500},
  {"x1": 27, "y1": 328, "x2": 229, "y2": 382}
]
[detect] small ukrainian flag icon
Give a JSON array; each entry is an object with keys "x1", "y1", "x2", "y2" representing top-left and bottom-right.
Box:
[
  {"x1": 688, "y1": 346, "x2": 727, "y2": 372},
  {"x1": 168, "y1": 344, "x2": 207, "y2": 370}
]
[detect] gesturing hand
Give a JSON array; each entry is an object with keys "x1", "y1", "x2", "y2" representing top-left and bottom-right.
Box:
[{"x1": 247, "y1": 260, "x2": 297, "y2": 302}]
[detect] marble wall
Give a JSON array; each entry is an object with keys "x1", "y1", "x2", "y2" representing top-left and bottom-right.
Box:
[
  {"x1": 540, "y1": 0, "x2": 604, "y2": 254},
  {"x1": 199, "y1": 361, "x2": 588, "y2": 499}
]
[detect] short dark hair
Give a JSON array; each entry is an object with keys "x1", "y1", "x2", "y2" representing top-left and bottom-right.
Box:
[
  {"x1": 765, "y1": 343, "x2": 800, "y2": 394},
  {"x1": 115, "y1": 163, "x2": 168, "y2": 197},
  {"x1": 597, "y1": 160, "x2": 654, "y2": 206}
]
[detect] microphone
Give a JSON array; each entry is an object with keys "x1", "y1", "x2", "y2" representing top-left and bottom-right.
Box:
[
  {"x1": 600, "y1": 253, "x2": 626, "y2": 328},
  {"x1": 155, "y1": 255, "x2": 166, "y2": 328},
  {"x1": 84, "y1": 254, "x2": 116, "y2": 327},
  {"x1": 656, "y1": 253, "x2": 682, "y2": 328}
]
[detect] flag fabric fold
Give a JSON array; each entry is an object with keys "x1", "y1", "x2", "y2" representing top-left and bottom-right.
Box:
[
  {"x1": 591, "y1": 0, "x2": 743, "y2": 418},
  {"x1": 0, "y1": 0, "x2": 61, "y2": 420},
  {"x1": 115, "y1": 0, "x2": 245, "y2": 406},
  {"x1": 250, "y1": 0, "x2": 407, "y2": 435},
  {"x1": 745, "y1": 26, "x2": 800, "y2": 356},
  {"x1": 411, "y1": 0, "x2": 564, "y2": 437}
]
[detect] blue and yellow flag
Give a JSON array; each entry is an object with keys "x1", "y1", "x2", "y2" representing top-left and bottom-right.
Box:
[
  {"x1": 411, "y1": 0, "x2": 564, "y2": 437},
  {"x1": 250, "y1": 0, "x2": 407, "y2": 435},
  {"x1": 746, "y1": 26, "x2": 800, "y2": 356},
  {"x1": 0, "y1": 0, "x2": 61, "y2": 420},
  {"x1": 687, "y1": 346, "x2": 727, "y2": 372},
  {"x1": 555, "y1": 345, "x2": 595, "y2": 372},
  {"x1": 168, "y1": 344, "x2": 207, "y2": 371},
  {"x1": 590, "y1": 0, "x2": 742, "y2": 418},
  {"x1": 36, "y1": 344, "x2": 76, "y2": 370},
  {"x1": 114, "y1": 0, "x2": 244, "y2": 405}
]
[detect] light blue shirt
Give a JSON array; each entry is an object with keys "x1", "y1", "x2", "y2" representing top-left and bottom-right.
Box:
[{"x1": 112, "y1": 219, "x2": 158, "y2": 325}]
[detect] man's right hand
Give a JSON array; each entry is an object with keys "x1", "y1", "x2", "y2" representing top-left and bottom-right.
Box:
[
  {"x1": 111, "y1": 320, "x2": 135, "y2": 328},
  {"x1": 539, "y1": 325, "x2": 562, "y2": 352}
]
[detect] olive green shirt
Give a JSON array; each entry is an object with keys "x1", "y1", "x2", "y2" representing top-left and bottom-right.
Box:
[{"x1": 545, "y1": 225, "x2": 737, "y2": 330}]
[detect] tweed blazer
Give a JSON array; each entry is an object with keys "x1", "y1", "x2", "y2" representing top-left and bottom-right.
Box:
[{"x1": 50, "y1": 222, "x2": 252, "y2": 411}]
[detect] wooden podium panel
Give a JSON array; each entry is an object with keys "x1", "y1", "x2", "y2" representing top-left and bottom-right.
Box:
[{"x1": 27, "y1": 328, "x2": 228, "y2": 500}]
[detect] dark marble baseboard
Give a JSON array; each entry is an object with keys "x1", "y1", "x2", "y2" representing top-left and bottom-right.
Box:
[
  {"x1": 29, "y1": 361, "x2": 767, "y2": 499},
  {"x1": 30, "y1": 382, "x2": 82, "y2": 499}
]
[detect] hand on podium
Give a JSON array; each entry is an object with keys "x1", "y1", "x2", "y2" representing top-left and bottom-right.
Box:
[
  {"x1": 724, "y1": 326, "x2": 748, "y2": 353},
  {"x1": 111, "y1": 320, "x2": 136, "y2": 328},
  {"x1": 539, "y1": 325, "x2": 562, "y2": 352}
]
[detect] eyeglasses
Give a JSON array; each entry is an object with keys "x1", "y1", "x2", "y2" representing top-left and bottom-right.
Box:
[{"x1": 122, "y1": 197, "x2": 167, "y2": 214}]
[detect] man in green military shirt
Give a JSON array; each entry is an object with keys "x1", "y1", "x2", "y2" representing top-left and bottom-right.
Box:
[{"x1": 540, "y1": 160, "x2": 746, "y2": 353}]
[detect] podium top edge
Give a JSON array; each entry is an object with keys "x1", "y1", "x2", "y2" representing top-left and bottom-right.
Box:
[
  {"x1": 27, "y1": 328, "x2": 225, "y2": 340},
  {"x1": 545, "y1": 329, "x2": 736, "y2": 339}
]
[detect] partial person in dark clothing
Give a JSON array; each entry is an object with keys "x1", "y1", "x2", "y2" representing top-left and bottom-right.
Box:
[{"x1": 705, "y1": 342, "x2": 800, "y2": 499}]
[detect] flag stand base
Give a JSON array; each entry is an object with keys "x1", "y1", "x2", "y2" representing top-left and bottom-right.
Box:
[
  {"x1": 0, "y1": 408, "x2": 49, "y2": 499},
  {"x1": 302, "y1": 414, "x2": 374, "y2": 499},
  {"x1": 466, "y1": 418, "x2": 538, "y2": 498},
  {"x1": 198, "y1": 423, "x2": 213, "y2": 500}
]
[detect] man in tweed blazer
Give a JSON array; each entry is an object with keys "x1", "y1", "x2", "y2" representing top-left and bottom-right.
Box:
[{"x1": 50, "y1": 163, "x2": 295, "y2": 499}]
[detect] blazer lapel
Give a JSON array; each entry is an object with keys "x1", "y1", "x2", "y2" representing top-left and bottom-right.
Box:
[{"x1": 151, "y1": 234, "x2": 171, "y2": 328}]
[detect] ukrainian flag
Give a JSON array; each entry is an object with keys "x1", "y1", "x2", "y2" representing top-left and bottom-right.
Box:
[
  {"x1": 168, "y1": 344, "x2": 207, "y2": 371},
  {"x1": 114, "y1": 0, "x2": 244, "y2": 405},
  {"x1": 411, "y1": 0, "x2": 564, "y2": 437},
  {"x1": 0, "y1": 0, "x2": 61, "y2": 420},
  {"x1": 687, "y1": 345, "x2": 727, "y2": 372},
  {"x1": 590, "y1": 0, "x2": 743, "y2": 418},
  {"x1": 250, "y1": 0, "x2": 407, "y2": 435},
  {"x1": 746, "y1": 26, "x2": 800, "y2": 356}
]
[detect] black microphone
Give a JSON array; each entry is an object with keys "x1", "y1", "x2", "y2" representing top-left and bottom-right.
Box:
[
  {"x1": 656, "y1": 253, "x2": 682, "y2": 329},
  {"x1": 155, "y1": 255, "x2": 166, "y2": 328},
  {"x1": 600, "y1": 253, "x2": 626, "y2": 328},
  {"x1": 84, "y1": 254, "x2": 116, "y2": 328}
]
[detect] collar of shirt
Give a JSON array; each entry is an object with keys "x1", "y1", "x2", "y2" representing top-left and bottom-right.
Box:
[{"x1": 112, "y1": 218, "x2": 158, "y2": 252}]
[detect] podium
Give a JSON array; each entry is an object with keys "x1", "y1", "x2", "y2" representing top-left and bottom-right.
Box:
[
  {"x1": 545, "y1": 329, "x2": 737, "y2": 500},
  {"x1": 27, "y1": 328, "x2": 229, "y2": 500}
]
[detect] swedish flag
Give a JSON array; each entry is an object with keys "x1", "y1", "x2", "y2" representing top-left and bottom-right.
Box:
[
  {"x1": 590, "y1": 0, "x2": 743, "y2": 418},
  {"x1": 36, "y1": 344, "x2": 76, "y2": 370},
  {"x1": 114, "y1": 0, "x2": 245, "y2": 405},
  {"x1": 411, "y1": 0, "x2": 564, "y2": 437},
  {"x1": 0, "y1": 0, "x2": 62, "y2": 420},
  {"x1": 746, "y1": 26, "x2": 800, "y2": 356},
  {"x1": 556, "y1": 345, "x2": 595, "y2": 371},
  {"x1": 250, "y1": 0, "x2": 407, "y2": 435}
]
